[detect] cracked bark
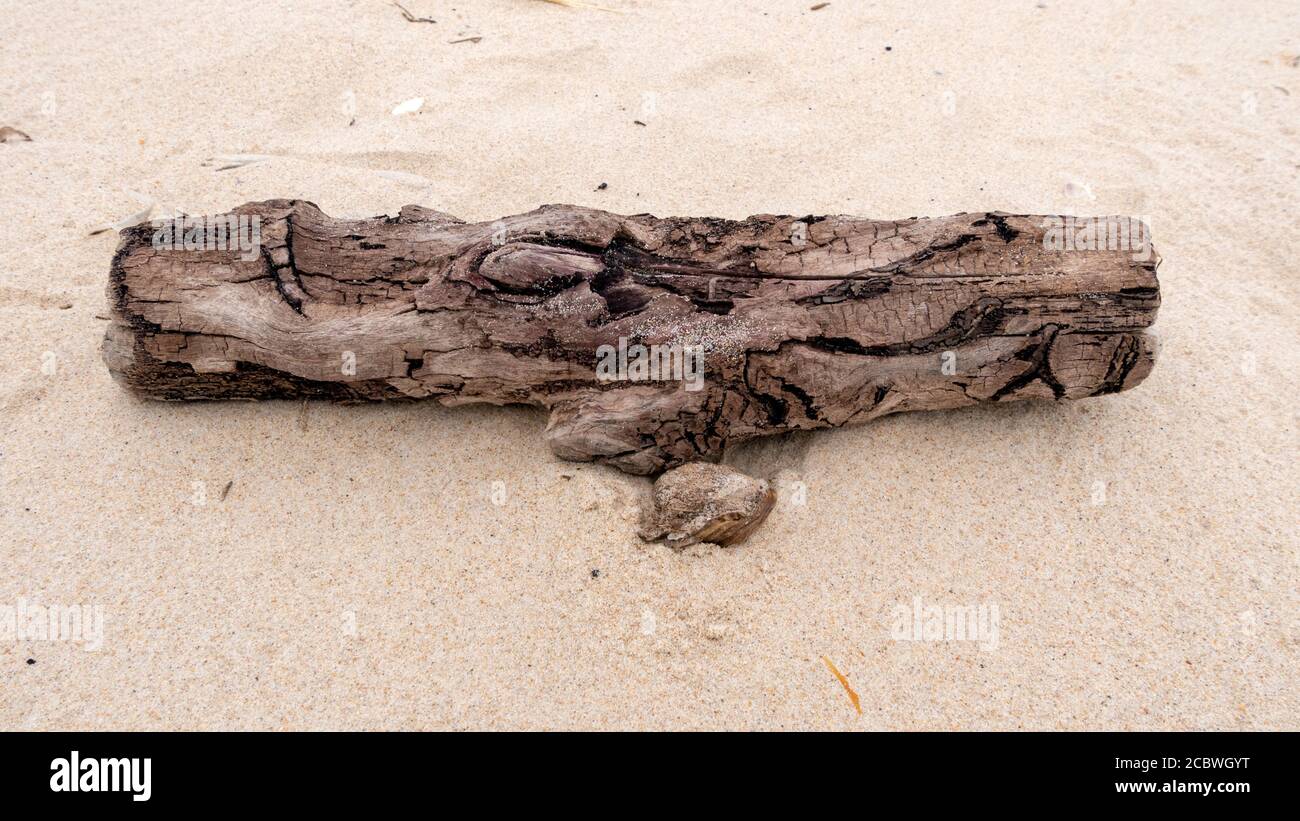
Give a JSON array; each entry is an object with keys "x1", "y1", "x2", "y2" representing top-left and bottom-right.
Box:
[{"x1": 103, "y1": 200, "x2": 1160, "y2": 474}]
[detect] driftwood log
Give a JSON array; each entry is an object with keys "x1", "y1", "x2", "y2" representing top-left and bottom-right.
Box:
[{"x1": 104, "y1": 201, "x2": 1159, "y2": 474}]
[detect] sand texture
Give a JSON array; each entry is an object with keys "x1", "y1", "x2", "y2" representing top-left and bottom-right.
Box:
[{"x1": 1, "y1": 0, "x2": 1296, "y2": 730}]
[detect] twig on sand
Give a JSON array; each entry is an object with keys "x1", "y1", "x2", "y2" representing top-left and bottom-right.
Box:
[
  {"x1": 392, "y1": 2, "x2": 436, "y2": 23},
  {"x1": 534, "y1": 0, "x2": 622, "y2": 12}
]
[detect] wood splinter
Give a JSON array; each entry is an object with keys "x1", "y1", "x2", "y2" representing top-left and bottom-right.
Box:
[{"x1": 103, "y1": 200, "x2": 1160, "y2": 487}]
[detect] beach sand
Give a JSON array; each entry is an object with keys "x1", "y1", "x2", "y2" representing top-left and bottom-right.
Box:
[{"x1": 0, "y1": 0, "x2": 1295, "y2": 730}]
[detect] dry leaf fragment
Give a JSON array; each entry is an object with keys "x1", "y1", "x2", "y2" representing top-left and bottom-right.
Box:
[
  {"x1": 88, "y1": 192, "x2": 155, "y2": 236},
  {"x1": 206, "y1": 153, "x2": 274, "y2": 172},
  {"x1": 0, "y1": 126, "x2": 32, "y2": 143},
  {"x1": 821, "y1": 656, "x2": 861, "y2": 715}
]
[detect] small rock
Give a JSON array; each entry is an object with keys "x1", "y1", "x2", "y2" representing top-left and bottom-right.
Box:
[{"x1": 639, "y1": 462, "x2": 775, "y2": 549}]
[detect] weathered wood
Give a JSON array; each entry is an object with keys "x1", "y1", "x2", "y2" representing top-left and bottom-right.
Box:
[
  {"x1": 103, "y1": 200, "x2": 1159, "y2": 474},
  {"x1": 640, "y1": 463, "x2": 776, "y2": 549}
]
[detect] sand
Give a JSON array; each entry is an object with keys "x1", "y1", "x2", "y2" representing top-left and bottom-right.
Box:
[{"x1": 1, "y1": 0, "x2": 1296, "y2": 730}]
